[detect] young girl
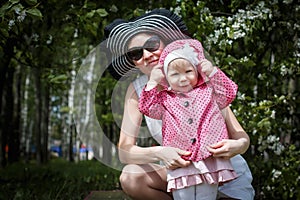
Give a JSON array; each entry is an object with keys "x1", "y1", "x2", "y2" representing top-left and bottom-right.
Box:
[{"x1": 138, "y1": 39, "x2": 238, "y2": 199}]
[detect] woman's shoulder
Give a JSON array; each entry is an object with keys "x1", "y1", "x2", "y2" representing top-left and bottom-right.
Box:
[{"x1": 132, "y1": 75, "x2": 148, "y2": 97}]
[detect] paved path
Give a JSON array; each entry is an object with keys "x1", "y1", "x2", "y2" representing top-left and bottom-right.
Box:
[{"x1": 84, "y1": 190, "x2": 132, "y2": 200}]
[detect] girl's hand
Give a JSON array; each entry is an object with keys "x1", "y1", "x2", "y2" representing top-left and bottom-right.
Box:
[
  {"x1": 206, "y1": 139, "x2": 244, "y2": 159},
  {"x1": 150, "y1": 64, "x2": 164, "y2": 84},
  {"x1": 156, "y1": 146, "x2": 191, "y2": 170},
  {"x1": 199, "y1": 59, "x2": 214, "y2": 77},
  {"x1": 146, "y1": 64, "x2": 164, "y2": 90}
]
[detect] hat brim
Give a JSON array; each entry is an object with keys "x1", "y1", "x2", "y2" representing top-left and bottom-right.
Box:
[{"x1": 107, "y1": 54, "x2": 139, "y2": 80}]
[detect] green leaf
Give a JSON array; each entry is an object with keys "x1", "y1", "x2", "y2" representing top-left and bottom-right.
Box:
[
  {"x1": 0, "y1": 27, "x2": 9, "y2": 37},
  {"x1": 9, "y1": 0, "x2": 20, "y2": 4},
  {"x1": 60, "y1": 106, "x2": 71, "y2": 113},
  {"x1": 257, "y1": 117, "x2": 271, "y2": 129},
  {"x1": 49, "y1": 74, "x2": 68, "y2": 83},
  {"x1": 26, "y1": 7, "x2": 42, "y2": 18},
  {"x1": 25, "y1": 0, "x2": 37, "y2": 6},
  {"x1": 224, "y1": 55, "x2": 238, "y2": 64},
  {"x1": 86, "y1": 10, "x2": 95, "y2": 18},
  {"x1": 0, "y1": 2, "x2": 14, "y2": 17},
  {"x1": 109, "y1": 5, "x2": 118, "y2": 13},
  {"x1": 95, "y1": 8, "x2": 108, "y2": 17}
]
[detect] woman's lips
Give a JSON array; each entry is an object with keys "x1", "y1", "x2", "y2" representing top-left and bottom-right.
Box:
[{"x1": 148, "y1": 59, "x2": 159, "y2": 66}]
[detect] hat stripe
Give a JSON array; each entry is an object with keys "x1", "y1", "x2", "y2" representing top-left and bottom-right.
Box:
[{"x1": 108, "y1": 15, "x2": 186, "y2": 53}]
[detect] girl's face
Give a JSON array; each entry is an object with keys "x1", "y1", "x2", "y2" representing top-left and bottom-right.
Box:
[
  {"x1": 166, "y1": 59, "x2": 198, "y2": 93},
  {"x1": 127, "y1": 33, "x2": 165, "y2": 76}
]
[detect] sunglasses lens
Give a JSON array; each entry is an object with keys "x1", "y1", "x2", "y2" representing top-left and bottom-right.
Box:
[
  {"x1": 127, "y1": 48, "x2": 143, "y2": 61},
  {"x1": 127, "y1": 36, "x2": 160, "y2": 61},
  {"x1": 144, "y1": 36, "x2": 160, "y2": 52}
]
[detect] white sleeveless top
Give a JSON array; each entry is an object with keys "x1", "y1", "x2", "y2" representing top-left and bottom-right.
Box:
[{"x1": 133, "y1": 75, "x2": 163, "y2": 145}]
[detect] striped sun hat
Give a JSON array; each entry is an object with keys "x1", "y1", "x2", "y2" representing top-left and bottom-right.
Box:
[{"x1": 104, "y1": 8, "x2": 190, "y2": 80}]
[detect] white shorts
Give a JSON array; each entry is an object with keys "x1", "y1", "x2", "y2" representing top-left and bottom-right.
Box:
[{"x1": 217, "y1": 155, "x2": 255, "y2": 200}]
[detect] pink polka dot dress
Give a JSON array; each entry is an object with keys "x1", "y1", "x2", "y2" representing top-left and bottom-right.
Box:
[{"x1": 139, "y1": 39, "x2": 238, "y2": 191}]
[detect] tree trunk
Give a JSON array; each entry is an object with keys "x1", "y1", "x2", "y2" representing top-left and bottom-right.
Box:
[
  {"x1": 34, "y1": 68, "x2": 43, "y2": 165},
  {"x1": 21, "y1": 71, "x2": 31, "y2": 163},
  {"x1": 5, "y1": 66, "x2": 17, "y2": 164},
  {"x1": 42, "y1": 84, "x2": 50, "y2": 163},
  {"x1": 0, "y1": 66, "x2": 12, "y2": 167},
  {"x1": 9, "y1": 65, "x2": 22, "y2": 163},
  {"x1": 102, "y1": 124, "x2": 112, "y2": 164},
  {"x1": 0, "y1": 64, "x2": 8, "y2": 167},
  {"x1": 68, "y1": 123, "x2": 74, "y2": 162},
  {"x1": 0, "y1": 37, "x2": 16, "y2": 168}
]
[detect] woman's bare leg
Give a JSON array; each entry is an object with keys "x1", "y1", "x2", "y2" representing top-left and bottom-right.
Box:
[{"x1": 120, "y1": 164, "x2": 172, "y2": 200}]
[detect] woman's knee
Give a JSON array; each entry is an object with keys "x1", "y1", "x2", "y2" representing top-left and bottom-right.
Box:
[
  {"x1": 119, "y1": 165, "x2": 147, "y2": 193},
  {"x1": 120, "y1": 170, "x2": 143, "y2": 187},
  {"x1": 120, "y1": 164, "x2": 167, "y2": 191}
]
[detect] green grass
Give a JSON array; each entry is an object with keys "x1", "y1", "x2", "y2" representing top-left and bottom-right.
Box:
[{"x1": 0, "y1": 159, "x2": 122, "y2": 200}]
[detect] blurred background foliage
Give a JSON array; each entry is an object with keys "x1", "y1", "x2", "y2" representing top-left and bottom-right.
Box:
[{"x1": 0, "y1": 0, "x2": 299, "y2": 199}]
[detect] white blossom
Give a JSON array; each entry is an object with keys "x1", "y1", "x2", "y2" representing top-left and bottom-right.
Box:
[
  {"x1": 173, "y1": 6, "x2": 182, "y2": 16},
  {"x1": 252, "y1": 129, "x2": 257, "y2": 135},
  {"x1": 207, "y1": 2, "x2": 272, "y2": 48},
  {"x1": 267, "y1": 135, "x2": 277, "y2": 143},
  {"x1": 283, "y1": 0, "x2": 293, "y2": 4},
  {"x1": 15, "y1": 7, "x2": 21, "y2": 15},
  {"x1": 270, "y1": 110, "x2": 276, "y2": 119},
  {"x1": 271, "y1": 169, "x2": 282, "y2": 182},
  {"x1": 237, "y1": 92, "x2": 245, "y2": 100},
  {"x1": 17, "y1": 11, "x2": 27, "y2": 22},
  {"x1": 8, "y1": 20, "x2": 15, "y2": 29},
  {"x1": 240, "y1": 56, "x2": 250, "y2": 62},
  {"x1": 46, "y1": 35, "x2": 53, "y2": 44},
  {"x1": 280, "y1": 65, "x2": 288, "y2": 76},
  {"x1": 31, "y1": 33, "x2": 39, "y2": 42}
]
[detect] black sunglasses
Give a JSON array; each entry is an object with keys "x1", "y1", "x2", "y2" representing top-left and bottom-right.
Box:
[{"x1": 126, "y1": 35, "x2": 161, "y2": 61}]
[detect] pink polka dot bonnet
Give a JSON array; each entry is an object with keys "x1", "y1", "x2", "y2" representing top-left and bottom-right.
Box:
[{"x1": 159, "y1": 39, "x2": 206, "y2": 78}]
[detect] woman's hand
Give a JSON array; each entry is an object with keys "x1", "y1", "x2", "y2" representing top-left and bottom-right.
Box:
[
  {"x1": 156, "y1": 146, "x2": 192, "y2": 170},
  {"x1": 206, "y1": 138, "x2": 248, "y2": 159}
]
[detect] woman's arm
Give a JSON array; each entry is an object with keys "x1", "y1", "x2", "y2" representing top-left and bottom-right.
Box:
[
  {"x1": 207, "y1": 106, "x2": 250, "y2": 159},
  {"x1": 118, "y1": 83, "x2": 159, "y2": 164},
  {"x1": 118, "y1": 83, "x2": 191, "y2": 167}
]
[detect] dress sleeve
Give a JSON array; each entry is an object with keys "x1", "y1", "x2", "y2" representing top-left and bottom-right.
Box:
[
  {"x1": 208, "y1": 68, "x2": 238, "y2": 109},
  {"x1": 138, "y1": 86, "x2": 165, "y2": 120}
]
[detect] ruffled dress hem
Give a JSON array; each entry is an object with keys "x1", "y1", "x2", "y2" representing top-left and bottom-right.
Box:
[
  {"x1": 167, "y1": 157, "x2": 237, "y2": 192},
  {"x1": 167, "y1": 169, "x2": 237, "y2": 192}
]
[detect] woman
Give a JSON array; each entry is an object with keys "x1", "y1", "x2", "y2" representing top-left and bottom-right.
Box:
[{"x1": 104, "y1": 9, "x2": 254, "y2": 200}]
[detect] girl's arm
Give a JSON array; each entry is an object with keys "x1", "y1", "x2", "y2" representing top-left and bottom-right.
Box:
[
  {"x1": 139, "y1": 86, "x2": 164, "y2": 120},
  {"x1": 199, "y1": 59, "x2": 237, "y2": 109},
  {"x1": 207, "y1": 106, "x2": 250, "y2": 158},
  {"x1": 209, "y1": 68, "x2": 238, "y2": 109},
  {"x1": 118, "y1": 83, "x2": 191, "y2": 167}
]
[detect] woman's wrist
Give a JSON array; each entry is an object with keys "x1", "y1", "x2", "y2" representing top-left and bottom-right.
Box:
[
  {"x1": 119, "y1": 145, "x2": 164, "y2": 164},
  {"x1": 235, "y1": 137, "x2": 250, "y2": 154},
  {"x1": 149, "y1": 146, "x2": 164, "y2": 161}
]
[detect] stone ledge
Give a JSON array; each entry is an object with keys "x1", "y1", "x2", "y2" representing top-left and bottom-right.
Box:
[{"x1": 84, "y1": 190, "x2": 132, "y2": 200}]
